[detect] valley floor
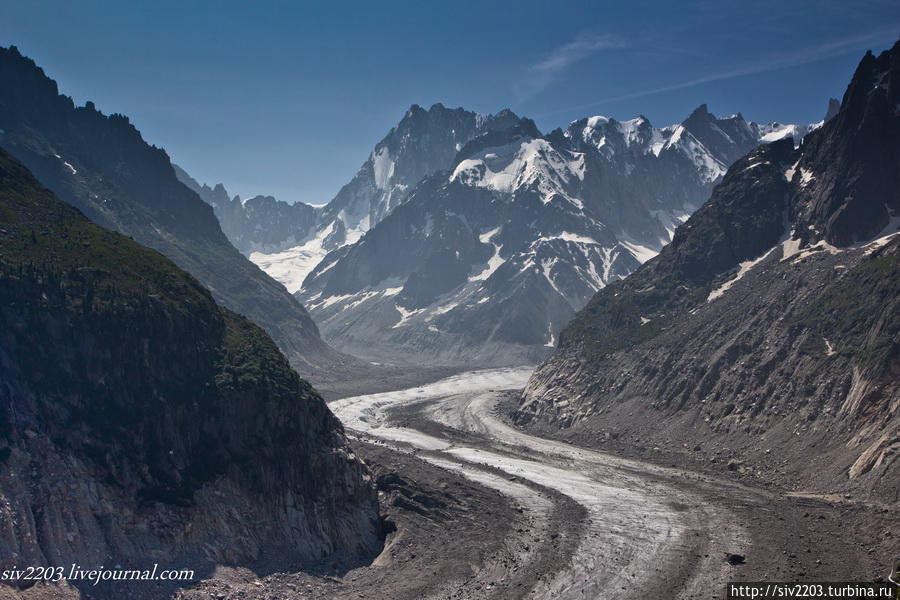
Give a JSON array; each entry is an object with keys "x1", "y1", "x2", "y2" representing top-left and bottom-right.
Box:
[
  {"x1": 12, "y1": 369, "x2": 892, "y2": 600},
  {"x1": 187, "y1": 368, "x2": 894, "y2": 599}
]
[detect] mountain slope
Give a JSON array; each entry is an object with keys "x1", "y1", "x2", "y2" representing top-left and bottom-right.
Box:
[
  {"x1": 0, "y1": 45, "x2": 337, "y2": 375},
  {"x1": 0, "y1": 147, "x2": 379, "y2": 590},
  {"x1": 296, "y1": 104, "x2": 817, "y2": 366},
  {"x1": 517, "y1": 43, "x2": 900, "y2": 501}
]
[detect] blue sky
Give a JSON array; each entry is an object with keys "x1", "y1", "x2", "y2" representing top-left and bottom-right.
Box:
[{"x1": 1, "y1": 0, "x2": 897, "y2": 205}]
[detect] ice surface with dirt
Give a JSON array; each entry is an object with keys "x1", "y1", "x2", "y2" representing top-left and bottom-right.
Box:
[{"x1": 331, "y1": 368, "x2": 749, "y2": 599}]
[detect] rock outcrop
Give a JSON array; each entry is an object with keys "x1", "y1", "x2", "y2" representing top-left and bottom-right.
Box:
[{"x1": 173, "y1": 166, "x2": 318, "y2": 256}]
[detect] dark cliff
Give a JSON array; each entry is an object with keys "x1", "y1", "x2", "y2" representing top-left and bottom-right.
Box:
[{"x1": 0, "y1": 148, "x2": 379, "y2": 595}]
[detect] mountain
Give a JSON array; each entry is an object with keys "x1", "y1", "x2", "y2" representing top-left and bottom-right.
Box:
[
  {"x1": 294, "y1": 103, "x2": 818, "y2": 366},
  {"x1": 0, "y1": 147, "x2": 379, "y2": 588},
  {"x1": 0, "y1": 45, "x2": 338, "y2": 376},
  {"x1": 174, "y1": 165, "x2": 318, "y2": 256},
  {"x1": 317, "y1": 104, "x2": 526, "y2": 241},
  {"x1": 204, "y1": 104, "x2": 527, "y2": 292},
  {"x1": 517, "y1": 43, "x2": 900, "y2": 501}
]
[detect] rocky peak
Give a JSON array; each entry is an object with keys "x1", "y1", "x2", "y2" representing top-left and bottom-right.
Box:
[
  {"x1": 211, "y1": 182, "x2": 230, "y2": 202},
  {"x1": 452, "y1": 118, "x2": 543, "y2": 168},
  {"x1": 791, "y1": 40, "x2": 899, "y2": 247},
  {"x1": 517, "y1": 43, "x2": 900, "y2": 504},
  {"x1": 824, "y1": 97, "x2": 841, "y2": 122},
  {"x1": 684, "y1": 103, "x2": 711, "y2": 121},
  {"x1": 681, "y1": 104, "x2": 756, "y2": 165}
]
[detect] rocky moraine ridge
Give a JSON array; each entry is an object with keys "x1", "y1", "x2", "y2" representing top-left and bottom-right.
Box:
[
  {"x1": 518, "y1": 42, "x2": 900, "y2": 502},
  {"x1": 0, "y1": 147, "x2": 381, "y2": 597}
]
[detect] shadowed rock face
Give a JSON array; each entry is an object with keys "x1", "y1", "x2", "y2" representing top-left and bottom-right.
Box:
[
  {"x1": 518, "y1": 42, "x2": 900, "y2": 502},
  {"x1": 0, "y1": 148, "x2": 380, "y2": 594},
  {"x1": 791, "y1": 46, "x2": 900, "y2": 247},
  {"x1": 0, "y1": 45, "x2": 338, "y2": 377}
]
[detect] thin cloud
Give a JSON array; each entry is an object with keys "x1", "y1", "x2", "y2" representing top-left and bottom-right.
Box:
[
  {"x1": 515, "y1": 33, "x2": 624, "y2": 103},
  {"x1": 536, "y1": 28, "x2": 898, "y2": 119},
  {"x1": 533, "y1": 33, "x2": 625, "y2": 73}
]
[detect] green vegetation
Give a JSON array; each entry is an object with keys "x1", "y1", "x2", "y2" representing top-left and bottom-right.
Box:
[
  {"x1": 0, "y1": 45, "x2": 325, "y2": 371},
  {"x1": 0, "y1": 148, "x2": 212, "y2": 312},
  {"x1": 216, "y1": 309, "x2": 313, "y2": 396},
  {"x1": 0, "y1": 147, "x2": 323, "y2": 506}
]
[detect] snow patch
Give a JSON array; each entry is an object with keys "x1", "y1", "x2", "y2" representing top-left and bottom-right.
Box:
[
  {"x1": 863, "y1": 211, "x2": 900, "y2": 254},
  {"x1": 450, "y1": 138, "x2": 585, "y2": 207},
  {"x1": 799, "y1": 168, "x2": 815, "y2": 186},
  {"x1": 469, "y1": 227, "x2": 505, "y2": 282},
  {"x1": 533, "y1": 231, "x2": 598, "y2": 245},
  {"x1": 707, "y1": 246, "x2": 777, "y2": 302},
  {"x1": 619, "y1": 240, "x2": 657, "y2": 264},
  {"x1": 372, "y1": 147, "x2": 395, "y2": 191},
  {"x1": 430, "y1": 299, "x2": 461, "y2": 316},
  {"x1": 53, "y1": 153, "x2": 77, "y2": 175},
  {"x1": 782, "y1": 238, "x2": 841, "y2": 262},
  {"x1": 392, "y1": 304, "x2": 424, "y2": 329},
  {"x1": 249, "y1": 221, "x2": 334, "y2": 293},
  {"x1": 783, "y1": 159, "x2": 800, "y2": 182},
  {"x1": 544, "y1": 328, "x2": 556, "y2": 348}
]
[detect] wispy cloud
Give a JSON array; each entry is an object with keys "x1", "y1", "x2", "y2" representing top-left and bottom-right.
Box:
[
  {"x1": 536, "y1": 28, "x2": 899, "y2": 119},
  {"x1": 533, "y1": 33, "x2": 625, "y2": 73},
  {"x1": 514, "y1": 33, "x2": 625, "y2": 103}
]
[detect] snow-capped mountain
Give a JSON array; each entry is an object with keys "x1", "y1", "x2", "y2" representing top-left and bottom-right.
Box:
[
  {"x1": 213, "y1": 104, "x2": 527, "y2": 290},
  {"x1": 319, "y1": 103, "x2": 525, "y2": 238},
  {"x1": 294, "y1": 104, "x2": 826, "y2": 365}
]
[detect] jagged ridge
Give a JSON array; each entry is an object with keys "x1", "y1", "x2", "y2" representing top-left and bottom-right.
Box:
[{"x1": 293, "y1": 101, "x2": 820, "y2": 366}]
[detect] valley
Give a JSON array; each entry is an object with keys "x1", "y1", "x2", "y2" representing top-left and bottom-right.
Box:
[
  {"x1": 0, "y1": 11, "x2": 897, "y2": 599},
  {"x1": 173, "y1": 369, "x2": 892, "y2": 600}
]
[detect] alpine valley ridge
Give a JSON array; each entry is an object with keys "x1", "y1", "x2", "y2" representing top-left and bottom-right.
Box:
[{"x1": 517, "y1": 41, "x2": 900, "y2": 502}]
